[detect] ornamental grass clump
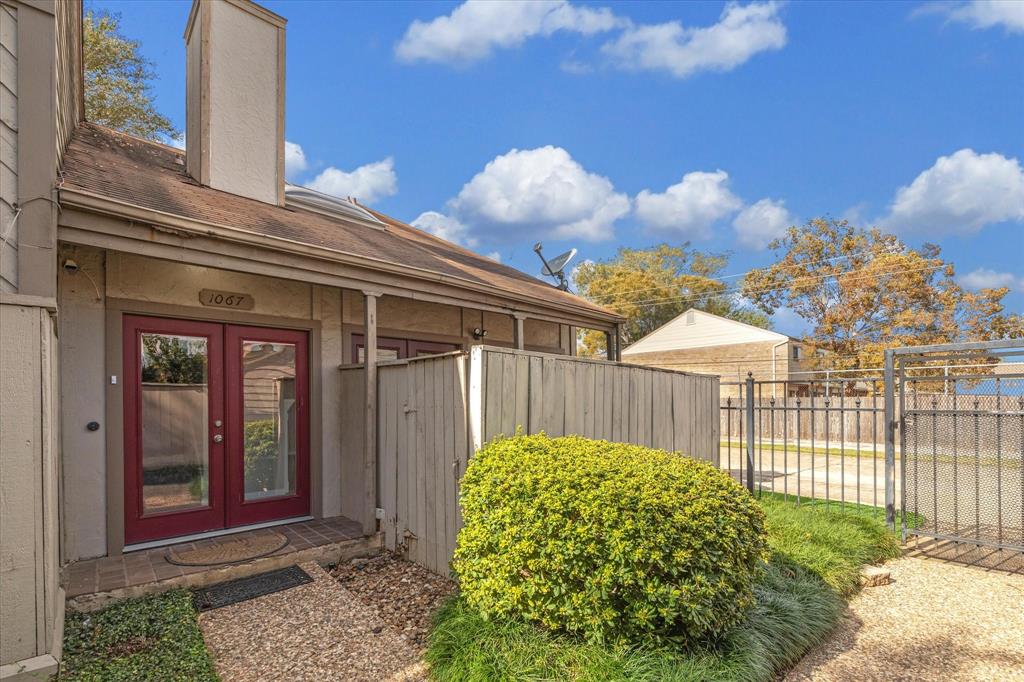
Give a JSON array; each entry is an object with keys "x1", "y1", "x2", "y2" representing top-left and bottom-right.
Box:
[{"x1": 453, "y1": 434, "x2": 768, "y2": 647}]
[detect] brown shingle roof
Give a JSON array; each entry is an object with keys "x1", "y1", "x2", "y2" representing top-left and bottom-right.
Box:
[{"x1": 59, "y1": 123, "x2": 620, "y2": 322}]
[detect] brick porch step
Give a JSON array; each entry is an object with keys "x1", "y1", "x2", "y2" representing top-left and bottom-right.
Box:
[{"x1": 64, "y1": 516, "x2": 382, "y2": 612}]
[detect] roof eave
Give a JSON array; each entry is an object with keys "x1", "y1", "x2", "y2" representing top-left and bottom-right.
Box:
[{"x1": 58, "y1": 186, "x2": 625, "y2": 327}]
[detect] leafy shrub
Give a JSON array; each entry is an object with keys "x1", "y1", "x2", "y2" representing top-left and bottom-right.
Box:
[
  {"x1": 453, "y1": 434, "x2": 768, "y2": 646},
  {"x1": 244, "y1": 418, "x2": 278, "y2": 492}
]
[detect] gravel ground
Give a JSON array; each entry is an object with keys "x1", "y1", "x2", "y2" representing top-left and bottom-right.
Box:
[
  {"x1": 786, "y1": 556, "x2": 1024, "y2": 681},
  {"x1": 332, "y1": 551, "x2": 457, "y2": 650},
  {"x1": 198, "y1": 561, "x2": 427, "y2": 681}
]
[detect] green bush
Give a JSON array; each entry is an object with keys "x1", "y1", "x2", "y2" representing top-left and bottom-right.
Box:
[
  {"x1": 453, "y1": 434, "x2": 768, "y2": 646},
  {"x1": 244, "y1": 418, "x2": 277, "y2": 493}
]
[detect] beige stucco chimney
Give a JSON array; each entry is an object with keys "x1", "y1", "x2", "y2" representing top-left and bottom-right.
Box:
[{"x1": 184, "y1": 0, "x2": 286, "y2": 205}]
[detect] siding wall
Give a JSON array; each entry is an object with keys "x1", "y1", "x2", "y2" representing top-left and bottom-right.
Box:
[
  {"x1": 0, "y1": 303, "x2": 62, "y2": 673},
  {"x1": 625, "y1": 340, "x2": 806, "y2": 399},
  {"x1": 0, "y1": 1, "x2": 17, "y2": 292}
]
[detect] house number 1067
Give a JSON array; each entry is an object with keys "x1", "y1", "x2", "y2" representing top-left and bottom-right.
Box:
[{"x1": 199, "y1": 289, "x2": 255, "y2": 310}]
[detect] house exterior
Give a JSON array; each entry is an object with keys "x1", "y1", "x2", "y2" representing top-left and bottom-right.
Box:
[
  {"x1": 622, "y1": 309, "x2": 810, "y2": 398},
  {"x1": 0, "y1": 1, "x2": 623, "y2": 677}
]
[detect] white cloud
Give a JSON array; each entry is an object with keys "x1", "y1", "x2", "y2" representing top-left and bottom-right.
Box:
[
  {"x1": 447, "y1": 146, "x2": 630, "y2": 241},
  {"x1": 923, "y1": 1, "x2": 1024, "y2": 33},
  {"x1": 634, "y1": 170, "x2": 742, "y2": 238},
  {"x1": 601, "y1": 2, "x2": 786, "y2": 78},
  {"x1": 284, "y1": 141, "x2": 308, "y2": 180},
  {"x1": 411, "y1": 210, "x2": 478, "y2": 248},
  {"x1": 882, "y1": 149, "x2": 1024, "y2": 234},
  {"x1": 486, "y1": 251, "x2": 502, "y2": 262},
  {"x1": 732, "y1": 198, "x2": 794, "y2": 249},
  {"x1": 960, "y1": 267, "x2": 1022, "y2": 291},
  {"x1": 308, "y1": 157, "x2": 398, "y2": 205},
  {"x1": 396, "y1": 0, "x2": 624, "y2": 65}
]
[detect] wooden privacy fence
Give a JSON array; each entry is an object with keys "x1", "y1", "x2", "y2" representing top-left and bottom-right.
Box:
[{"x1": 359, "y1": 346, "x2": 719, "y2": 576}]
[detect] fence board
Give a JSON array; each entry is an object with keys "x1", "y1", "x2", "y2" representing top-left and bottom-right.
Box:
[{"x1": 372, "y1": 348, "x2": 718, "y2": 577}]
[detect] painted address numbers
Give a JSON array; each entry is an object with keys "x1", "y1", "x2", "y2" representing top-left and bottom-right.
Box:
[{"x1": 198, "y1": 289, "x2": 255, "y2": 310}]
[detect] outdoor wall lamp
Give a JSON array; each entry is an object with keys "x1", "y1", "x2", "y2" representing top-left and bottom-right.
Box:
[{"x1": 472, "y1": 327, "x2": 488, "y2": 340}]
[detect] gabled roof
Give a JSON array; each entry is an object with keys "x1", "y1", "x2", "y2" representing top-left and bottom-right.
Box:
[
  {"x1": 622, "y1": 308, "x2": 791, "y2": 356},
  {"x1": 58, "y1": 123, "x2": 622, "y2": 324}
]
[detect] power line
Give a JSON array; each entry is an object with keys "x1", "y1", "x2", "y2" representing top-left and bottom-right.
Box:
[
  {"x1": 585, "y1": 250, "x2": 877, "y2": 302},
  {"x1": 618, "y1": 263, "x2": 944, "y2": 309}
]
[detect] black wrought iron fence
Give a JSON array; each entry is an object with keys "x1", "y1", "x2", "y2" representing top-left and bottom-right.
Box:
[{"x1": 720, "y1": 375, "x2": 888, "y2": 511}]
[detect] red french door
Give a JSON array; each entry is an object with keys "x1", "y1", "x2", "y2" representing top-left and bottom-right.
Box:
[{"x1": 123, "y1": 315, "x2": 309, "y2": 545}]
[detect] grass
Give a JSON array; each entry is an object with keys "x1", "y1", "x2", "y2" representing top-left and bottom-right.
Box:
[
  {"x1": 59, "y1": 589, "x2": 218, "y2": 681},
  {"x1": 721, "y1": 439, "x2": 891, "y2": 460},
  {"x1": 426, "y1": 497, "x2": 901, "y2": 682}
]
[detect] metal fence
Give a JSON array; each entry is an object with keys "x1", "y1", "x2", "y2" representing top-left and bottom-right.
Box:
[
  {"x1": 720, "y1": 339, "x2": 1024, "y2": 564},
  {"x1": 897, "y1": 345, "x2": 1024, "y2": 556},
  {"x1": 720, "y1": 375, "x2": 889, "y2": 510}
]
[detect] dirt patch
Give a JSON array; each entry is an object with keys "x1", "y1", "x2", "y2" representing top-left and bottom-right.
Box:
[{"x1": 332, "y1": 551, "x2": 456, "y2": 649}]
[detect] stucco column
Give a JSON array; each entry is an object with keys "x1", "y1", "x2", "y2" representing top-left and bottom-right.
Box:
[
  {"x1": 512, "y1": 313, "x2": 526, "y2": 350},
  {"x1": 362, "y1": 290, "x2": 380, "y2": 535}
]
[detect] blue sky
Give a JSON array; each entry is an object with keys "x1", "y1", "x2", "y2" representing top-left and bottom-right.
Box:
[{"x1": 91, "y1": 0, "x2": 1024, "y2": 334}]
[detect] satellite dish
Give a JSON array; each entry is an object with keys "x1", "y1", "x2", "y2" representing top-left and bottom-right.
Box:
[
  {"x1": 541, "y1": 248, "x2": 577, "y2": 276},
  {"x1": 533, "y1": 243, "x2": 576, "y2": 291}
]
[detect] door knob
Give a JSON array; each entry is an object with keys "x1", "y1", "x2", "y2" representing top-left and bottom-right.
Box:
[{"x1": 213, "y1": 434, "x2": 224, "y2": 443}]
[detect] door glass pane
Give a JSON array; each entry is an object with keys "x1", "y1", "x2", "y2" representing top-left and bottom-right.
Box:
[
  {"x1": 242, "y1": 341, "x2": 297, "y2": 500},
  {"x1": 140, "y1": 333, "x2": 209, "y2": 514}
]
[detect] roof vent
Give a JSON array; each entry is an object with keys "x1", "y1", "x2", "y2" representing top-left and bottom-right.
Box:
[
  {"x1": 284, "y1": 184, "x2": 385, "y2": 228},
  {"x1": 685, "y1": 310, "x2": 695, "y2": 325}
]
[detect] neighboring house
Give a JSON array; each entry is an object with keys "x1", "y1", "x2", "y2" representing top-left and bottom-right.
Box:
[
  {"x1": 622, "y1": 309, "x2": 810, "y2": 398},
  {"x1": 0, "y1": 1, "x2": 624, "y2": 678}
]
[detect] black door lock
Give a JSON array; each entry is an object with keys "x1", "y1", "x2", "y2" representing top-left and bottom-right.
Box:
[{"x1": 86, "y1": 421, "x2": 100, "y2": 432}]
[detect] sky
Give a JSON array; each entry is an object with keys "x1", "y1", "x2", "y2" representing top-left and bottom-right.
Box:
[{"x1": 91, "y1": 0, "x2": 1024, "y2": 335}]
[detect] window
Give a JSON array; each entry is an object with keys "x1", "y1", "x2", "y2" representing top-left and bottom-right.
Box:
[{"x1": 792, "y1": 345, "x2": 801, "y2": 361}]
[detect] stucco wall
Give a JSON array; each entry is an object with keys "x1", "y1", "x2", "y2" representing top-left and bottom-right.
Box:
[{"x1": 206, "y1": 0, "x2": 281, "y2": 204}]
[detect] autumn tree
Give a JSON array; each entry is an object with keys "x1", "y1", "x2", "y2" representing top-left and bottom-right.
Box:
[
  {"x1": 742, "y1": 218, "x2": 1022, "y2": 373},
  {"x1": 84, "y1": 10, "x2": 177, "y2": 141},
  {"x1": 574, "y1": 244, "x2": 769, "y2": 357}
]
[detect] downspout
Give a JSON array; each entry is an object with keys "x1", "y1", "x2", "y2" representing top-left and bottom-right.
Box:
[{"x1": 771, "y1": 339, "x2": 789, "y2": 399}]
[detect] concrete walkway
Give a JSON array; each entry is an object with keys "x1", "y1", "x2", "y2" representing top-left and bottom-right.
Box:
[
  {"x1": 199, "y1": 562, "x2": 426, "y2": 681},
  {"x1": 786, "y1": 556, "x2": 1024, "y2": 681}
]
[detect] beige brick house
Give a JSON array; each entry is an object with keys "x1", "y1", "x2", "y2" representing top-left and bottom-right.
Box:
[{"x1": 622, "y1": 309, "x2": 811, "y2": 398}]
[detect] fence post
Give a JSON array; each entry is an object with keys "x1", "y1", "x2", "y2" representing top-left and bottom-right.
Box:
[
  {"x1": 884, "y1": 349, "x2": 896, "y2": 528},
  {"x1": 745, "y1": 372, "x2": 755, "y2": 494}
]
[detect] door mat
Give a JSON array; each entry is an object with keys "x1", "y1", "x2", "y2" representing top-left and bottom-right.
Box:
[
  {"x1": 166, "y1": 531, "x2": 289, "y2": 567},
  {"x1": 193, "y1": 565, "x2": 313, "y2": 611}
]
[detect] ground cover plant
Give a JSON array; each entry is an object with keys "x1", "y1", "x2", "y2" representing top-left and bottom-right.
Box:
[
  {"x1": 60, "y1": 589, "x2": 218, "y2": 681},
  {"x1": 428, "y1": 435, "x2": 901, "y2": 682}
]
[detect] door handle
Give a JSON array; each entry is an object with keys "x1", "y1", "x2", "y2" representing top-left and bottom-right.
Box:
[{"x1": 213, "y1": 434, "x2": 224, "y2": 443}]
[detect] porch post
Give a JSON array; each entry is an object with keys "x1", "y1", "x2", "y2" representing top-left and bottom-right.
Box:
[
  {"x1": 513, "y1": 313, "x2": 526, "y2": 350},
  {"x1": 613, "y1": 323, "x2": 623, "y2": 361},
  {"x1": 604, "y1": 330, "x2": 613, "y2": 361},
  {"x1": 362, "y1": 290, "x2": 380, "y2": 535}
]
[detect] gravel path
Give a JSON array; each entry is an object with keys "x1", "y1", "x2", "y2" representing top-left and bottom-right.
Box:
[
  {"x1": 786, "y1": 556, "x2": 1024, "y2": 681},
  {"x1": 199, "y1": 561, "x2": 427, "y2": 681}
]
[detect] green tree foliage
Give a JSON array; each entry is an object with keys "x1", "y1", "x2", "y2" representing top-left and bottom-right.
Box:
[
  {"x1": 84, "y1": 10, "x2": 178, "y2": 141},
  {"x1": 742, "y1": 217, "x2": 1023, "y2": 373},
  {"x1": 141, "y1": 336, "x2": 206, "y2": 384},
  {"x1": 574, "y1": 244, "x2": 769, "y2": 356}
]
